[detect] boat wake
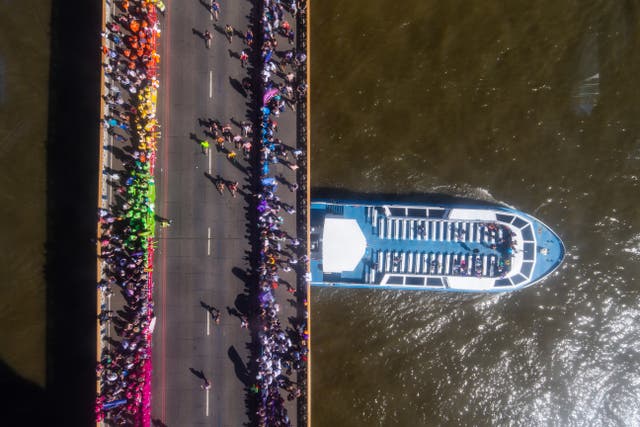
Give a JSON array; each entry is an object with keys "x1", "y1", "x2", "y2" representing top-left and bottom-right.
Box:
[{"x1": 429, "y1": 184, "x2": 517, "y2": 209}]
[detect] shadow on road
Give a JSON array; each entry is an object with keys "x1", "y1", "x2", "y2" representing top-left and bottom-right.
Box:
[
  {"x1": 232, "y1": 266, "x2": 251, "y2": 286},
  {"x1": 152, "y1": 418, "x2": 169, "y2": 427},
  {"x1": 189, "y1": 368, "x2": 205, "y2": 380},
  {"x1": 228, "y1": 346, "x2": 251, "y2": 386},
  {"x1": 233, "y1": 293, "x2": 251, "y2": 316},
  {"x1": 229, "y1": 76, "x2": 248, "y2": 97}
]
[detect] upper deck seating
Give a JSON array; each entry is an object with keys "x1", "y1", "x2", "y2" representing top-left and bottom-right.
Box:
[
  {"x1": 366, "y1": 215, "x2": 513, "y2": 283},
  {"x1": 377, "y1": 218, "x2": 507, "y2": 246},
  {"x1": 372, "y1": 248, "x2": 500, "y2": 279}
]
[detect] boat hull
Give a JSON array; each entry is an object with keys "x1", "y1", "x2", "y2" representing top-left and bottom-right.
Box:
[{"x1": 309, "y1": 199, "x2": 565, "y2": 292}]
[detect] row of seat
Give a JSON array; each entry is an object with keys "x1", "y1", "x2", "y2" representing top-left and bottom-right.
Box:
[
  {"x1": 366, "y1": 206, "x2": 379, "y2": 227},
  {"x1": 376, "y1": 217, "x2": 505, "y2": 244},
  {"x1": 372, "y1": 250, "x2": 499, "y2": 278}
]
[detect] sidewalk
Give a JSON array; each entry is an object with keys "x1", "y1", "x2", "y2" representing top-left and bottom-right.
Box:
[{"x1": 96, "y1": 1, "x2": 162, "y2": 425}]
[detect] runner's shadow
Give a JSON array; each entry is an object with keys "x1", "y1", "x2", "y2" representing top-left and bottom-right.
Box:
[
  {"x1": 226, "y1": 306, "x2": 242, "y2": 319},
  {"x1": 230, "y1": 117, "x2": 243, "y2": 129},
  {"x1": 189, "y1": 132, "x2": 207, "y2": 149},
  {"x1": 200, "y1": 300, "x2": 220, "y2": 315},
  {"x1": 122, "y1": 145, "x2": 137, "y2": 154},
  {"x1": 274, "y1": 174, "x2": 291, "y2": 186},
  {"x1": 152, "y1": 419, "x2": 169, "y2": 427},
  {"x1": 198, "y1": 0, "x2": 212, "y2": 13},
  {"x1": 105, "y1": 336, "x2": 121, "y2": 348},
  {"x1": 228, "y1": 157, "x2": 248, "y2": 175},
  {"x1": 103, "y1": 166, "x2": 121, "y2": 176},
  {"x1": 281, "y1": 141, "x2": 296, "y2": 151},
  {"x1": 232, "y1": 266, "x2": 251, "y2": 285},
  {"x1": 154, "y1": 214, "x2": 171, "y2": 222},
  {"x1": 228, "y1": 346, "x2": 251, "y2": 386},
  {"x1": 279, "y1": 278, "x2": 291, "y2": 287},
  {"x1": 104, "y1": 145, "x2": 131, "y2": 163},
  {"x1": 191, "y1": 28, "x2": 205, "y2": 40},
  {"x1": 212, "y1": 23, "x2": 226, "y2": 36},
  {"x1": 229, "y1": 77, "x2": 247, "y2": 97},
  {"x1": 241, "y1": 77, "x2": 253, "y2": 94},
  {"x1": 189, "y1": 368, "x2": 205, "y2": 380},
  {"x1": 203, "y1": 172, "x2": 218, "y2": 186}
]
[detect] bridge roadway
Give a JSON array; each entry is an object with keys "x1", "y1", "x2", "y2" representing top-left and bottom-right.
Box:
[{"x1": 152, "y1": 0, "x2": 301, "y2": 425}]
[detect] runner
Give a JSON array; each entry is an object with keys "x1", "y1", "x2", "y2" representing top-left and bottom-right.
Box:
[
  {"x1": 200, "y1": 139, "x2": 210, "y2": 154},
  {"x1": 216, "y1": 136, "x2": 225, "y2": 150},
  {"x1": 225, "y1": 24, "x2": 234, "y2": 43},
  {"x1": 227, "y1": 150, "x2": 238, "y2": 164},
  {"x1": 233, "y1": 134, "x2": 243, "y2": 149},
  {"x1": 222, "y1": 123, "x2": 233, "y2": 143},
  {"x1": 215, "y1": 179, "x2": 225, "y2": 195},
  {"x1": 240, "y1": 49, "x2": 249, "y2": 68},
  {"x1": 245, "y1": 28, "x2": 254, "y2": 46},
  {"x1": 210, "y1": 1, "x2": 220, "y2": 21},
  {"x1": 228, "y1": 181, "x2": 239, "y2": 198}
]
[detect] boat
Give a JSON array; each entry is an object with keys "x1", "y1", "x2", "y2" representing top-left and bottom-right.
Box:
[{"x1": 309, "y1": 199, "x2": 565, "y2": 292}]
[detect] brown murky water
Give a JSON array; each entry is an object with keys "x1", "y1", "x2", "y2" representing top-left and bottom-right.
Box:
[
  {"x1": 0, "y1": 1, "x2": 50, "y2": 387},
  {"x1": 311, "y1": 1, "x2": 640, "y2": 425}
]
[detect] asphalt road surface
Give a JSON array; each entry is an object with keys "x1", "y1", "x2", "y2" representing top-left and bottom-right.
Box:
[{"x1": 151, "y1": 1, "x2": 300, "y2": 426}]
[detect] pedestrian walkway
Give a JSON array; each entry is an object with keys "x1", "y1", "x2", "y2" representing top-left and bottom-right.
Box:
[{"x1": 95, "y1": 1, "x2": 162, "y2": 425}]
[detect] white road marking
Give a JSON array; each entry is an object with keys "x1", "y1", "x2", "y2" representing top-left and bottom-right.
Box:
[
  {"x1": 207, "y1": 227, "x2": 211, "y2": 255},
  {"x1": 108, "y1": 135, "x2": 113, "y2": 204},
  {"x1": 107, "y1": 293, "x2": 112, "y2": 338},
  {"x1": 206, "y1": 311, "x2": 210, "y2": 336},
  {"x1": 209, "y1": 70, "x2": 213, "y2": 98},
  {"x1": 205, "y1": 388, "x2": 210, "y2": 416}
]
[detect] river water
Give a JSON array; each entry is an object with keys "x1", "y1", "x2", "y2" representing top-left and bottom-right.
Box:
[
  {"x1": 0, "y1": 1, "x2": 50, "y2": 388},
  {"x1": 311, "y1": 1, "x2": 640, "y2": 426}
]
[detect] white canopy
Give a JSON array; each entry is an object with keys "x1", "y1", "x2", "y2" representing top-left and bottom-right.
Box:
[{"x1": 322, "y1": 218, "x2": 367, "y2": 273}]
